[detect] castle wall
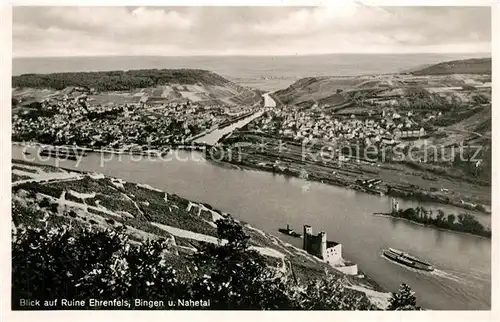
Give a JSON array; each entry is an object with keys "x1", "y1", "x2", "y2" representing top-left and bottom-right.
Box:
[
  {"x1": 305, "y1": 233, "x2": 325, "y2": 258},
  {"x1": 334, "y1": 264, "x2": 358, "y2": 275},
  {"x1": 324, "y1": 244, "x2": 342, "y2": 265},
  {"x1": 303, "y1": 225, "x2": 313, "y2": 250},
  {"x1": 303, "y1": 225, "x2": 357, "y2": 275}
]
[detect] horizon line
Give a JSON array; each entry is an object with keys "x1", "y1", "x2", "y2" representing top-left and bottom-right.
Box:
[{"x1": 13, "y1": 52, "x2": 492, "y2": 59}]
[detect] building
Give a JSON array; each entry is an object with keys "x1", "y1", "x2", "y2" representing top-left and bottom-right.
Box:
[
  {"x1": 400, "y1": 127, "x2": 426, "y2": 139},
  {"x1": 302, "y1": 225, "x2": 358, "y2": 275},
  {"x1": 391, "y1": 198, "x2": 400, "y2": 212},
  {"x1": 392, "y1": 129, "x2": 402, "y2": 141}
]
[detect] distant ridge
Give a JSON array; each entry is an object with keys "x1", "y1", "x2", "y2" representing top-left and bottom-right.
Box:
[
  {"x1": 411, "y1": 58, "x2": 491, "y2": 75},
  {"x1": 12, "y1": 69, "x2": 263, "y2": 107},
  {"x1": 12, "y1": 69, "x2": 232, "y2": 91}
]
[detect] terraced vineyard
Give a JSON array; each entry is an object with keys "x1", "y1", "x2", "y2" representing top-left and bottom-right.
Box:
[{"x1": 10, "y1": 159, "x2": 390, "y2": 308}]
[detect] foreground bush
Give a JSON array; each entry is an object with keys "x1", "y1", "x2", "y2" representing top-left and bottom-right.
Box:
[
  {"x1": 388, "y1": 283, "x2": 421, "y2": 310},
  {"x1": 12, "y1": 216, "x2": 420, "y2": 310},
  {"x1": 12, "y1": 226, "x2": 185, "y2": 308}
]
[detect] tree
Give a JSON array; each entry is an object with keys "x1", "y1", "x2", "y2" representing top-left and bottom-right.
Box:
[
  {"x1": 456, "y1": 213, "x2": 485, "y2": 234},
  {"x1": 472, "y1": 94, "x2": 489, "y2": 105},
  {"x1": 11, "y1": 211, "x2": 391, "y2": 310},
  {"x1": 188, "y1": 218, "x2": 294, "y2": 309},
  {"x1": 446, "y1": 214, "x2": 456, "y2": 226},
  {"x1": 436, "y1": 210, "x2": 446, "y2": 223},
  {"x1": 296, "y1": 274, "x2": 373, "y2": 310},
  {"x1": 12, "y1": 224, "x2": 185, "y2": 309},
  {"x1": 39, "y1": 198, "x2": 51, "y2": 208},
  {"x1": 388, "y1": 283, "x2": 421, "y2": 310}
]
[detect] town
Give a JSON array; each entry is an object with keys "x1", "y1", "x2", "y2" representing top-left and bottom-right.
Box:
[
  {"x1": 251, "y1": 106, "x2": 427, "y2": 148},
  {"x1": 12, "y1": 86, "x2": 256, "y2": 151}
]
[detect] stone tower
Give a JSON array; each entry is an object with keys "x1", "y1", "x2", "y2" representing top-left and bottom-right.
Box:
[
  {"x1": 391, "y1": 198, "x2": 399, "y2": 213},
  {"x1": 303, "y1": 225, "x2": 312, "y2": 250},
  {"x1": 319, "y1": 231, "x2": 327, "y2": 259}
]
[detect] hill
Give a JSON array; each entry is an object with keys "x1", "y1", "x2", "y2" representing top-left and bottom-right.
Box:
[
  {"x1": 12, "y1": 69, "x2": 262, "y2": 107},
  {"x1": 272, "y1": 60, "x2": 491, "y2": 108},
  {"x1": 13, "y1": 69, "x2": 232, "y2": 90},
  {"x1": 11, "y1": 159, "x2": 391, "y2": 309},
  {"x1": 436, "y1": 105, "x2": 492, "y2": 182},
  {"x1": 411, "y1": 58, "x2": 491, "y2": 76},
  {"x1": 272, "y1": 76, "x2": 362, "y2": 107}
]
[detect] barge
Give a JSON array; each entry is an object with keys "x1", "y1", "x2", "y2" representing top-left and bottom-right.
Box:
[
  {"x1": 278, "y1": 224, "x2": 302, "y2": 238},
  {"x1": 383, "y1": 248, "x2": 434, "y2": 271}
]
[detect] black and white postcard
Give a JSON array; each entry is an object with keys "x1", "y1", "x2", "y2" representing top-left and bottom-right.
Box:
[{"x1": 2, "y1": 1, "x2": 497, "y2": 320}]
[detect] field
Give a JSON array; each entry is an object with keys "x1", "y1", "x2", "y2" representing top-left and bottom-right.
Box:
[{"x1": 273, "y1": 71, "x2": 491, "y2": 109}]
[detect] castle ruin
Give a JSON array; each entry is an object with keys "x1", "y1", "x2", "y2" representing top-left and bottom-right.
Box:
[{"x1": 302, "y1": 225, "x2": 358, "y2": 275}]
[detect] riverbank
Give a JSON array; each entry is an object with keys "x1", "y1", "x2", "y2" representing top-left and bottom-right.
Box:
[
  {"x1": 204, "y1": 145, "x2": 490, "y2": 217},
  {"x1": 13, "y1": 141, "x2": 210, "y2": 157},
  {"x1": 205, "y1": 127, "x2": 490, "y2": 215}
]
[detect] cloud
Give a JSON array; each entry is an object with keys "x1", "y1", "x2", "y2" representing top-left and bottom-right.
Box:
[
  {"x1": 12, "y1": 6, "x2": 491, "y2": 57},
  {"x1": 250, "y1": 6, "x2": 357, "y2": 36},
  {"x1": 41, "y1": 7, "x2": 193, "y2": 37}
]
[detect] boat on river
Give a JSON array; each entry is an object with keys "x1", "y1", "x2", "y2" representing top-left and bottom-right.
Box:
[
  {"x1": 383, "y1": 248, "x2": 434, "y2": 271},
  {"x1": 278, "y1": 224, "x2": 302, "y2": 238}
]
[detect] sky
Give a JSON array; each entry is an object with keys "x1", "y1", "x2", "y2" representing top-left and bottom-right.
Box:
[{"x1": 12, "y1": 5, "x2": 492, "y2": 57}]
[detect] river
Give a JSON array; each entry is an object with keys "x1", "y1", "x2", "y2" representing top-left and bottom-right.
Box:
[
  {"x1": 263, "y1": 92, "x2": 277, "y2": 108},
  {"x1": 193, "y1": 92, "x2": 274, "y2": 145},
  {"x1": 193, "y1": 110, "x2": 265, "y2": 145},
  {"x1": 12, "y1": 145, "x2": 491, "y2": 310}
]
